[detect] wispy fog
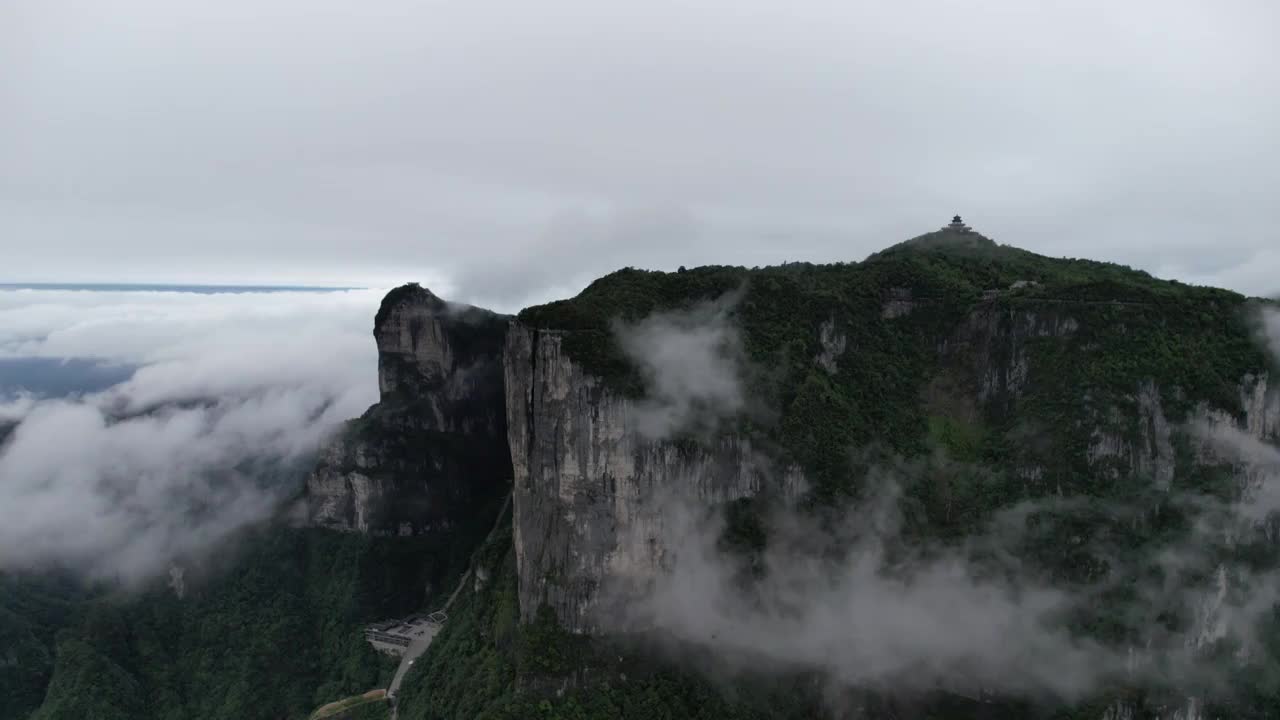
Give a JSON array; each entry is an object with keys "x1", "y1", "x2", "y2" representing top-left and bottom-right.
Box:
[
  {"x1": 620, "y1": 477, "x2": 1117, "y2": 700},
  {"x1": 620, "y1": 440, "x2": 1280, "y2": 703},
  {"x1": 605, "y1": 304, "x2": 1280, "y2": 704},
  {"x1": 0, "y1": 288, "x2": 381, "y2": 581},
  {"x1": 1266, "y1": 307, "x2": 1280, "y2": 356},
  {"x1": 614, "y1": 293, "x2": 747, "y2": 440}
]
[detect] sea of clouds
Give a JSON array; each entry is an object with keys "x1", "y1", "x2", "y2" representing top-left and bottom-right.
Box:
[{"x1": 0, "y1": 287, "x2": 383, "y2": 581}]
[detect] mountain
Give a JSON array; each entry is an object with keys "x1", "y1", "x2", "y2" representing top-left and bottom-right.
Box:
[
  {"x1": 0, "y1": 290, "x2": 510, "y2": 720},
  {"x1": 307, "y1": 283, "x2": 511, "y2": 536},
  {"x1": 502, "y1": 221, "x2": 1275, "y2": 635},
  {"x1": 391, "y1": 223, "x2": 1280, "y2": 720},
  {"x1": 6, "y1": 222, "x2": 1280, "y2": 720}
]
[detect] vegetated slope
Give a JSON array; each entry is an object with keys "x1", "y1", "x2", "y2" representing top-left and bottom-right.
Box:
[
  {"x1": 409, "y1": 229, "x2": 1279, "y2": 719},
  {"x1": 520, "y1": 229, "x2": 1266, "y2": 499},
  {"x1": 396, "y1": 512, "x2": 1040, "y2": 720},
  {"x1": 516, "y1": 231, "x2": 1271, "y2": 564},
  {"x1": 6, "y1": 281, "x2": 514, "y2": 720},
  {"x1": 6, "y1": 523, "x2": 486, "y2": 720},
  {"x1": 395, "y1": 513, "x2": 831, "y2": 720},
  {"x1": 0, "y1": 573, "x2": 89, "y2": 720}
]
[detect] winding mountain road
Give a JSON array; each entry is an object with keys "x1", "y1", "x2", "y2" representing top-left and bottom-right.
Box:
[
  {"x1": 386, "y1": 622, "x2": 442, "y2": 698},
  {"x1": 386, "y1": 492, "x2": 511, "y2": 715}
]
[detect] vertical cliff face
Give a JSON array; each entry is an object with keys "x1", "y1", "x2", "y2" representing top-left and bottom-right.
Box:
[
  {"x1": 507, "y1": 286, "x2": 1278, "y2": 648},
  {"x1": 372, "y1": 283, "x2": 508, "y2": 435},
  {"x1": 306, "y1": 284, "x2": 511, "y2": 535},
  {"x1": 940, "y1": 308, "x2": 1278, "y2": 720},
  {"x1": 935, "y1": 301, "x2": 1277, "y2": 484},
  {"x1": 505, "y1": 323, "x2": 802, "y2": 633}
]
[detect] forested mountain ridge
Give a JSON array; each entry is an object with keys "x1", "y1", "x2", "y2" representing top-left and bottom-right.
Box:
[
  {"x1": 407, "y1": 223, "x2": 1280, "y2": 719},
  {"x1": 5, "y1": 223, "x2": 1279, "y2": 719}
]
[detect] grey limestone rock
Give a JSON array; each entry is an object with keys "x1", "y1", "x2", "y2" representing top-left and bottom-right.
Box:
[
  {"x1": 505, "y1": 324, "x2": 803, "y2": 633},
  {"x1": 306, "y1": 284, "x2": 511, "y2": 535}
]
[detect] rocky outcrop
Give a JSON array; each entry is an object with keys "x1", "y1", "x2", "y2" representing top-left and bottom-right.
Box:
[
  {"x1": 505, "y1": 324, "x2": 803, "y2": 633},
  {"x1": 1099, "y1": 698, "x2": 1208, "y2": 720},
  {"x1": 1100, "y1": 703, "x2": 1136, "y2": 720},
  {"x1": 1082, "y1": 382, "x2": 1176, "y2": 488},
  {"x1": 935, "y1": 303, "x2": 1275, "y2": 490},
  {"x1": 1241, "y1": 373, "x2": 1279, "y2": 441},
  {"x1": 881, "y1": 287, "x2": 915, "y2": 319},
  {"x1": 511, "y1": 302, "x2": 1072, "y2": 634},
  {"x1": 814, "y1": 318, "x2": 847, "y2": 374},
  {"x1": 373, "y1": 283, "x2": 508, "y2": 435},
  {"x1": 504, "y1": 295, "x2": 1275, "y2": 639},
  {"x1": 942, "y1": 305, "x2": 1080, "y2": 407},
  {"x1": 1081, "y1": 373, "x2": 1279, "y2": 495},
  {"x1": 306, "y1": 284, "x2": 512, "y2": 535}
]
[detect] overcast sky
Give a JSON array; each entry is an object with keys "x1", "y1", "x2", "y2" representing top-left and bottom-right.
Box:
[{"x1": 3, "y1": 0, "x2": 1277, "y2": 311}]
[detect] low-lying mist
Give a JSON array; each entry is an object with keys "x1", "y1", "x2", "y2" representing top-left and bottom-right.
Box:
[
  {"x1": 608, "y1": 302, "x2": 1280, "y2": 704},
  {"x1": 0, "y1": 288, "x2": 382, "y2": 582},
  {"x1": 613, "y1": 291, "x2": 747, "y2": 440}
]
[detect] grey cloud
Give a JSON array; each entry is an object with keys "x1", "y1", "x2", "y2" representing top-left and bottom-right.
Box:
[
  {"x1": 1192, "y1": 308, "x2": 1280, "y2": 520},
  {"x1": 453, "y1": 205, "x2": 703, "y2": 310},
  {"x1": 1176, "y1": 420, "x2": 1280, "y2": 666},
  {"x1": 615, "y1": 293, "x2": 747, "y2": 439},
  {"x1": 0, "y1": 394, "x2": 37, "y2": 422},
  {"x1": 1, "y1": 398, "x2": 287, "y2": 580},
  {"x1": 1266, "y1": 307, "x2": 1280, "y2": 351},
  {"x1": 0, "y1": 288, "x2": 381, "y2": 581},
  {"x1": 1195, "y1": 421, "x2": 1280, "y2": 520},
  {"x1": 3, "y1": 1, "x2": 1278, "y2": 302},
  {"x1": 614, "y1": 448, "x2": 1280, "y2": 705},
  {"x1": 617, "y1": 476, "x2": 1120, "y2": 701},
  {"x1": 599, "y1": 306, "x2": 1280, "y2": 703}
]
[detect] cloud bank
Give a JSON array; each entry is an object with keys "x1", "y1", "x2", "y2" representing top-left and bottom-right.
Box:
[
  {"x1": 615, "y1": 293, "x2": 747, "y2": 440},
  {"x1": 605, "y1": 304, "x2": 1280, "y2": 704},
  {"x1": 618, "y1": 473, "x2": 1116, "y2": 701},
  {"x1": 0, "y1": 287, "x2": 382, "y2": 581},
  {"x1": 6, "y1": 1, "x2": 1279, "y2": 304},
  {"x1": 1265, "y1": 306, "x2": 1280, "y2": 356},
  {"x1": 620, "y1": 444, "x2": 1280, "y2": 704}
]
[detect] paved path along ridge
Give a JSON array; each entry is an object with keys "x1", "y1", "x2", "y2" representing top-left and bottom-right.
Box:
[{"x1": 387, "y1": 492, "x2": 512, "y2": 716}]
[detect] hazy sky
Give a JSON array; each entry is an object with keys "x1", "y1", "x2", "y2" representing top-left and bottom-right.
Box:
[{"x1": 4, "y1": 0, "x2": 1277, "y2": 310}]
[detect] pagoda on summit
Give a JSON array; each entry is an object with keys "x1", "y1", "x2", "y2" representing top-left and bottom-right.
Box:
[{"x1": 945, "y1": 215, "x2": 972, "y2": 233}]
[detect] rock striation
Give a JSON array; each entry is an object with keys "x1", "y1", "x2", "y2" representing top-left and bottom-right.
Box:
[
  {"x1": 306, "y1": 283, "x2": 512, "y2": 535},
  {"x1": 505, "y1": 294, "x2": 1279, "y2": 642},
  {"x1": 504, "y1": 324, "x2": 804, "y2": 633}
]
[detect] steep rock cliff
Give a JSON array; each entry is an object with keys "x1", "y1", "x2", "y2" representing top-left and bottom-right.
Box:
[
  {"x1": 505, "y1": 324, "x2": 804, "y2": 633},
  {"x1": 379, "y1": 227, "x2": 1280, "y2": 720},
  {"x1": 501, "y1": 236, "x2": 1278, "y2": 720},
  {"x1": 919, "y1": 296, "x2": 1279, "y2": 720},
  {"x1": 307, "y1": 284, "x2": 511, "y2": 535}
]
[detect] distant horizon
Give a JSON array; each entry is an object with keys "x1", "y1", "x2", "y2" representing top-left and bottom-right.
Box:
[
  {"x1": 0, "y1": 282, "x2": 366, "y2": 294},
  {"x1": 1, "y1": 259, "x2": 1276, "y2": 305}
]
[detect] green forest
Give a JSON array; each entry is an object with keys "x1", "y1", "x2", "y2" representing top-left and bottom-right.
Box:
[
  {"x1": 5, "y1": 229, "x2": 1279, "y2": 719},
  {"x1": 1, "y1": 524, "x2": 480, "y2": 720},
  {"x1": 434, "y1": 230, "x2": 1279, "y2": 718}
]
